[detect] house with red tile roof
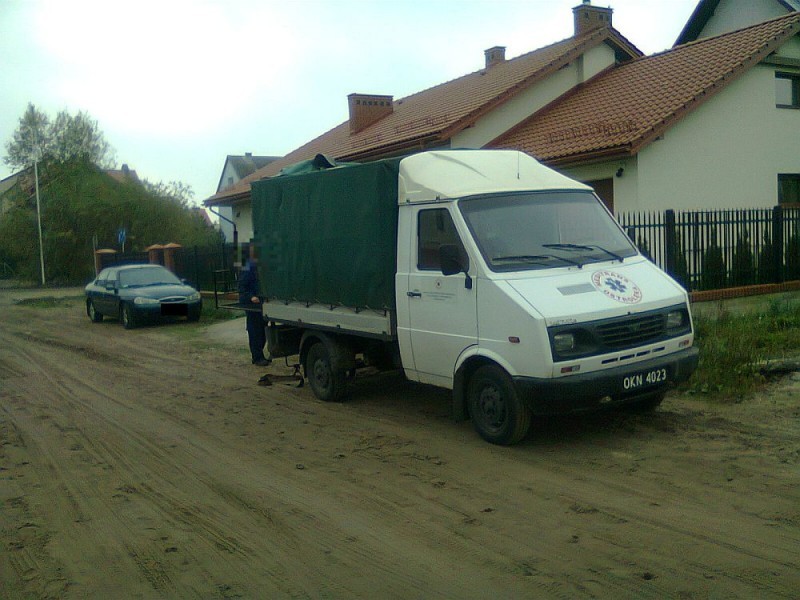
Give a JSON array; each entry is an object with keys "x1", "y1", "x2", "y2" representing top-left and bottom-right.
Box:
[
  {"x1": 205, "y1": 2, "x2": 642, "y2": 241},
  {"x1": 206, "y1": 2, "x2": 800, "y2": 236},
  {"x1": 495, "y1": 11, "x2": 800, "y2": 212}
]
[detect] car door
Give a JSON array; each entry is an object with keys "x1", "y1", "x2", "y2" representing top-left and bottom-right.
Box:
[
  {"x1": 405, "y1": 206, "x2": 477, "y2": 385},
  {"x1": 95, "y1": 268, "x2": 118, "y2": 316}
]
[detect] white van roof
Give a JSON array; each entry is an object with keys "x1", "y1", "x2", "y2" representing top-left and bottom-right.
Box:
[{"x1": 398, "y1": 149, "x2": 591, "y2": 204}]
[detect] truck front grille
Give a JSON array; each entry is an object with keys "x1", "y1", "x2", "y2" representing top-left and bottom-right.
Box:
[{"x1": 596, "y1": 314, "x2": 665, "y2": 348}]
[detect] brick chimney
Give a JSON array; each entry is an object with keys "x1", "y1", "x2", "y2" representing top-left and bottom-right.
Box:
[
  {"x1": 573, "y1": 1, "x2": 613, "y2": 36},
  {"x1": 348, "y1": 94, "x2": 394, "y2": 134},
  {"x1": 484, "y1": 46, "x2": 506, "y2": 68}
]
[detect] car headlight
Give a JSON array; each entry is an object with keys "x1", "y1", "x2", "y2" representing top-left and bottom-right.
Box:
[
  {"x1": 187, "y1": 291, "x2": 201, "y2": 302},
  {"x1": 553, "y1": 332, "x2": 576, "y2": 354},
  {"x1": 666, "y1": 310, "x2": 685, "y2": 330},
  {"x1": 134, "y1": 297, "x2": 160, "y2": 305}
]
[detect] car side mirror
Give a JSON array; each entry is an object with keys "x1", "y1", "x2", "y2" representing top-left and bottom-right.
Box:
[
  {"x1": 439, "y1": 244, "x2": 473, "y2": 289},
  {"x1": 105, "y1": 281, "x2": 116, "y2": 291}
]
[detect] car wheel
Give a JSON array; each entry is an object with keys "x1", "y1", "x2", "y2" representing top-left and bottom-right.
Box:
[
  {"x1": 305, "y1": 342, "x2": 346, "y2": 402},
  {"x1": 187, "y1": 305, "x2": 201, "y2": 322},
  {"x1": 468, "y1": 365, "x2": 531, "y2": 445},
  {"x1": 121, "y1": 303, "x2": 138, "y2": 329},
  {"x1": 86, "y1": 299, "x2": 103, "y2": 323}
]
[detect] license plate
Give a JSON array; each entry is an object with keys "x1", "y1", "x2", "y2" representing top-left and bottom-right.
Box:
[{"x1": 622, "y1": 367, "x2": 668, "y2": 391}]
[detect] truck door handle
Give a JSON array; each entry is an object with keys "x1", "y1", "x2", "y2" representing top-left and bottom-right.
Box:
[{"x1": 407, "y1": 291, "x2": 422, "y2": 297}]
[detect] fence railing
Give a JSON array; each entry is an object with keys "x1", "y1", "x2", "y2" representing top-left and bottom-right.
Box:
[
  {"x1": 618, "y1": 206, "x2": 800, "y2": 291},
  {"x1": 98, "y1": 243, "x2": 246, "y2": 292},
  {"x1": 99, "y1": 208, "x2": 800, "y2": 296}
]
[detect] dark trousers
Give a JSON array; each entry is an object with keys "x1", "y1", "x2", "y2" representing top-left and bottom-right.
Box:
[{"x1": 246, "y1": 310, "x2": 267, "y2": 363}]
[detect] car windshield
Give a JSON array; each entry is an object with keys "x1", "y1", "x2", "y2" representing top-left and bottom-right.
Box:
[
  {"x1": 119, "y1": 267, "x2": 181, "y2": 288},
  {"x1": 458, "y1": 190, "x2": 638, "y2": 272}
]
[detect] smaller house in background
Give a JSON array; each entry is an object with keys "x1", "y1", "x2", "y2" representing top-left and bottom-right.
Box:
[
  {"x1": 105, "y1": 163, "x2": 140, "y2": 184},
  {"x1": 675, "y1": 0, "x2": 800, "y2": 45},
  {"x1": 214, "y1": 153, "x2": 278, "y2": 242},
  {"x1": 0, "y1": 170, "x2": 26, "y2": 216}
]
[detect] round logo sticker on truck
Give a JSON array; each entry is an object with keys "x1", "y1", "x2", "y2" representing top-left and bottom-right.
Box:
[{"x1": 591, "y1": 270, "x2": 642, "y2": 304}]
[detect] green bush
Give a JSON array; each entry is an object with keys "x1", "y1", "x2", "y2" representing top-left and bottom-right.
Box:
[{"x1": 690, "y1": 297, "x2": 800, "y2": 398}]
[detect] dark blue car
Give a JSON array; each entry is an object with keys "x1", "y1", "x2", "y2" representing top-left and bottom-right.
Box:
[{"x1": 85, "y1": 264, "x2": 202, "y2": 329}]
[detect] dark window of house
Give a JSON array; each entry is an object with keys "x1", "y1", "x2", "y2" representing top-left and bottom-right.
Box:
[
  {"x1": 417, "y1": 208, "x2": 468, "y2": 271},
  {"x1": 778, "y1": 174, "x2": 800, "y2": 206},
  {"x1": 776, "y1": 73, "x2": 800, "y2": 108}
]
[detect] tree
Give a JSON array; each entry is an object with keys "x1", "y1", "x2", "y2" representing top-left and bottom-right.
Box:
[
  {"x1": 3, "y1": 104, "x2": 115, "y2": 170},
  {"x1": 3, "y1": 103, "x2": 50, "y2": 168},
  {"x1": 143, "y1": 179, "x2": 195, "y2": 208},
  {"x1": 49, "y1": 110, "x2": 115, "y2": 168}
]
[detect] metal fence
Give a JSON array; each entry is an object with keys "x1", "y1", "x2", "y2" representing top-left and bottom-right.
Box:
[
  {"x1": 98, "y1": 243, "x2": 245, "y2": 291},
  {"x1": 99, "y1": 208, "x2": 800, "y2": 295},
  {"x1": 618, "y1": 206, "x2": 800, "y2": 291}
]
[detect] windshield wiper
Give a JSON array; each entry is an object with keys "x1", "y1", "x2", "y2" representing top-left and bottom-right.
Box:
[
  {"x1": 492, "y1": 254, "x2": 583, "y2": 267},
  {"x1": 542, "y1": 243, "x2": 624, "y2": 263}
]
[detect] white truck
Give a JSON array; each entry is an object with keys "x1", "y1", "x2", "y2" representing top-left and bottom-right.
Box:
[{"x1": 252, "y1": 150, "x2": 698, "y2": 445}]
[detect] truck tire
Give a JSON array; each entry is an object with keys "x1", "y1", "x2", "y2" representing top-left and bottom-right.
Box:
[
  {"x1": 306, "y1": 342, "x2": 346, "y2": 402},
  {"x1": 87, "y1": 299, "x2": 103, "y2": 323},
  {"x1": 468, "y1": 365, "x2": 531, "y2": 445}
]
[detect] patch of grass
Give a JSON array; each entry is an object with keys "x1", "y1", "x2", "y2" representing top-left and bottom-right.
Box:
[
  {"x1": 689, "y1": 297, "x2": 800, "y2": 399},
  {"x1": 15, "y1": 295, "x2": 83, "y2": 308},
  {"x1": 198, "y1": 303, "x2": 243, "y2": 324}
]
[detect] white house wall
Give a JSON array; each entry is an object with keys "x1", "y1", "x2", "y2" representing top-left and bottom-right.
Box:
[
  {"x1": 696, "y1": 0, "x2": 788, "y2": 40},
  {"x1": 454, "y1": 44, "x2": 617, "y2": 149},
  {"x1": 632, "y1": 63, "x2": 800, "y2": 212}
]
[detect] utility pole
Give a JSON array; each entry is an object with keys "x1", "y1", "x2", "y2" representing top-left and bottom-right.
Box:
[{"x1": 34, "y1": 158, "x2": 45, "y2": 286}]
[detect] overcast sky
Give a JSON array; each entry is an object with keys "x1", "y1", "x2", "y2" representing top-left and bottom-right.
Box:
[{"x1": 1, "y1": 0, "x2": 699, "y2": 205}]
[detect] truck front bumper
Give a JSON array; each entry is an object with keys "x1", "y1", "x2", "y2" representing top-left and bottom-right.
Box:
[{"x1": 513, "y1": 347, "x2": 699, "y2": 415}]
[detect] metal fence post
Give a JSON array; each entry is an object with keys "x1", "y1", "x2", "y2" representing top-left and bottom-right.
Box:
[
  {"x1": 773, "y1": 205, "x2": 784, "y2": 283},
  {"x1": 664, "y1": 209, "x2": 676, "y2": 277}
]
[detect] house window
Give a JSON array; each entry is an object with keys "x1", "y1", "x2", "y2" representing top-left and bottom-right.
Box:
[
  {"x1": 778, "y1": 174, "x2": 800, "y2": 206},
  {"x1": 775, "y1": 73, "x2": 800, "y2": 108}
]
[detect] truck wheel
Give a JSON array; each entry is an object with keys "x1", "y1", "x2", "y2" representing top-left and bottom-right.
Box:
[
  {"x1": 468, "y1": 365, "x2": 531, "y2": 445},
  {"x1": 306, "y1": 342, "x2": 346, "y2": 402},
  {"x1": 87, "y1": 299, "x2": 103, "y2": 323},
  {"x1": 121, "y1": 303, "x2": 138, "y2": 329}
]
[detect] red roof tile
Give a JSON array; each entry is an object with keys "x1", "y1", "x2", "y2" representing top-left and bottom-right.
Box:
[
  {"x1": 493, "y1": 12, "x2": 800, "y2": 165},
  {"x1": 207, "y1": 27, "x2": 641, "y2": 205}
]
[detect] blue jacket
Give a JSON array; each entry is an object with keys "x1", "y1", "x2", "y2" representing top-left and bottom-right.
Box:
[{"x1": 238, "y1": 260, "x2": 260, "y2": 304}]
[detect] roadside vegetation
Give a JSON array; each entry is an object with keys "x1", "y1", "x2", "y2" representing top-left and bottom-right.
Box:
[
  {"x1": 1, "y1": 104, "x2": 220, "y2": 286},
  {"x1": 689, "y1": 296, "x2": 800, "y2": 399}
]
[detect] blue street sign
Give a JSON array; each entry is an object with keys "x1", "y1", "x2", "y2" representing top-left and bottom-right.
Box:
[{"x1": 118, "y1": 228, "x2": 126, "y2": 245}]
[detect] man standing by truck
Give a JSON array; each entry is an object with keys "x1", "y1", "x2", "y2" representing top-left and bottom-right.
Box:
[{"x1": 238, "y1": 253, "x2": 271, "y2": 366}]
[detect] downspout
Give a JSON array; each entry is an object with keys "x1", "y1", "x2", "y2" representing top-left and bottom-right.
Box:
[{"x1": 208, "y1": 205, "x2": 238, "y2": 249}]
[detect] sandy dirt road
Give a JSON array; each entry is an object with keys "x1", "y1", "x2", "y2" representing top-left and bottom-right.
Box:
[{"x1": 1, "y1": 292, "x2": 799, "y2": 599}]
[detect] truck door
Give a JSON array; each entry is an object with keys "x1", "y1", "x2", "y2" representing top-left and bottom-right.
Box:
[{"x1": 406, "y1": 207, "x2": 477, "y2": 385}]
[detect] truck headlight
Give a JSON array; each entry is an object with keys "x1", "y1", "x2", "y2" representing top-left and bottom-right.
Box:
[
  {"x1": 666, "y1": 310, "x2": 685, "y2": 330},
  {"x1": 553, "y1": 332, "x2": 576, "y2": 354},
  {"x1": 134, "y1": 297, "x2": 160, "y2": 305}
]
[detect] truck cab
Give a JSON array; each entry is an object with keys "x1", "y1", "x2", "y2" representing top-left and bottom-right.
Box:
[{"x1": 394, "y1": 151, "x2": 698, "y2": 444}]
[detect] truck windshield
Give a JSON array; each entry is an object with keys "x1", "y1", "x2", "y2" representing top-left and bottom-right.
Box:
[{"x1": 458, "y1": 190, "x2": 637, "y2": 272}]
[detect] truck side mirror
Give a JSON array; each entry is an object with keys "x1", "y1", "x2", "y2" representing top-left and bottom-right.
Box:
[{"x1": 439, "y1": 244, "x2": 473, "y2": 289}]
